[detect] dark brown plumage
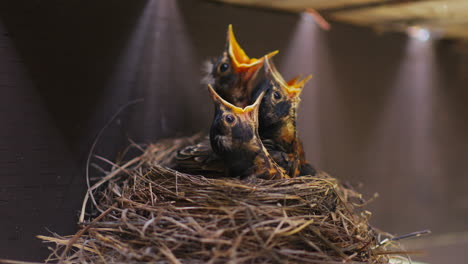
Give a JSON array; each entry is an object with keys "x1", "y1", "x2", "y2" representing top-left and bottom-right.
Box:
[
  {"x1": 175, "y1": 26, "x2": 316, "y2": 179},
  {"x1": 176, "y1": 25, "x2": 279, "y2": 175},
  {"x1": 173, "y1": 136, "x2": 224, "y2": 177},
  {"x1": 207, "y1": 84, "x2": 288, "y2": 180},
  {"x1": 250, "y1": 57, "x2": 316, "y2": 177}
]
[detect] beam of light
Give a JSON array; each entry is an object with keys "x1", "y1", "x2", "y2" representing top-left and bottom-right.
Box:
[
  {"x1": 84, "y1": 0, "x2": 204, "y2": 158},
  {"x1": 81, "y1": 0, "x2": 153, "y2": 161},
  {"x1": 279, "y1": 12, "x2": 335, "y2": 166},
  {"x1": 407, "y1": 26, "x2": 431, "y2": 42},
  {"x1": 376, "y1": 36, "x2": 436, "y2": 166},
  {"x1": 366, "y1": 34, "x2": 443, "y2": 230}
]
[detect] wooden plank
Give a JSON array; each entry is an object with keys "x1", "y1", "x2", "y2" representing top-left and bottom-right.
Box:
[
  {"x1": 332, "y1": 0, "x2": 468, "y2": 26},
  {"x1": 0, "y1": 20, "x2": 85, "y2": 260},
  {"x1": 215, "y1": 0, "x2": 468, "y2": 39},
  {"x1": 331, "y1": 0, "x2": 468, "y2": 39},
  {"x1": 215, "y1": 0, "x2": 386, "y2": 12},
  {"x1": 433, "y1": 24, "x2": 468, "y2": 39}
]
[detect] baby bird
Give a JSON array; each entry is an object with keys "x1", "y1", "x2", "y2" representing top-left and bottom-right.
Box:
[
  {"x1": 204, "y1": 24, "x2": 278, "y2": 108},
  {"x1": 207, "y1": 84, "x2": 288, "y2": 180},
  {"x1": 177, "y1": 26, "x2": 277, "y2": 176},
  {"x1": 174, "y1": 135, "x2": 224, "y2": 177},
  {"x1": 250, "y1": 57, "x2": 316, "y2": 177}
]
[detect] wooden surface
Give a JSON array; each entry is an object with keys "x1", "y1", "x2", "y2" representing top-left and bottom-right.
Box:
[
  {"x1": 216, "y1": 0, "x2": 468, "y2": 40},
  {"x1": 1, "y1": 0, "x2": 468, "y2": 262},
  {"x1": 332, "y1": 0, "x2": 468, "y2": 24},
  {"x1": 215, "y1": 0, "x2": 385, "y2": 12},
  {"x1": 332, "y1": 0, "x2": 468, "y2": 39},
  {"x1": 0, "y1": 21, "x2": 83, "y2": 260}
]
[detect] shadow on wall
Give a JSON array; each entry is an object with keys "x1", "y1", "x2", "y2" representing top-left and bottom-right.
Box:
[{"x1": 0, "y1": 0, "x2": 150, "y2": 161}]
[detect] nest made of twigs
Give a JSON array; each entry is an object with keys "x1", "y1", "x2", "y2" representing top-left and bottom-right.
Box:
[{"x1": 37, "y1": 135, "x2": 402, "y2": 264}]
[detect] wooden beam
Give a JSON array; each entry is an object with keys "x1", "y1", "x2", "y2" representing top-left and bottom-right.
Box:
[
  {"x1": 214, "y1": 0, "x2": 468, "y2": 40},
  {"x1": 214, "y1": 0, "x2": 387, "y2": 12},
  {"x1": 332, "y1": 0, "x2": 468, "y2": 26}
]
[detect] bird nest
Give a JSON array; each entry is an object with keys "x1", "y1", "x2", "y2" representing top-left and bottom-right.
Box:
[{"x1": 37, "y1": 134, "x2": 403, "y2": 264}]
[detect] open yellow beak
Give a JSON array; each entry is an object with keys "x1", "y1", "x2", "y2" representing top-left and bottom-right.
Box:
[
  {"x1": 264, "y1": 57, "x2": 311, "y2": 97},
  {"x1": 207, "y1": 84, "x2": 265, "y2": 115},
  {"x1": 227, "y1": 24, "x2": 279, "y2": 72},
  {"x1": 285, "y1": 75, "x2": 312, "y2": 96}
]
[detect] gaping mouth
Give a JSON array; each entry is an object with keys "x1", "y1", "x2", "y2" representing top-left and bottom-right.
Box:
[
  {"x1": 227, "y1": 24, "x2": 278, "y2": 72},
  {"x1": 285, "y1": 75, "x2": 312, "y2": 96},
  {"x1": 207, "y1": 84, "x2": 265, "y2": 115},
  {"x1": 264, "y1": 57, "x2": 311, "y2": 97}
]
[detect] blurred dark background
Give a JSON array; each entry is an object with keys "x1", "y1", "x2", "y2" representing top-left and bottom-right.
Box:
[{"x1": 1, "y1": 0, "x2": 467, "y2": 262}]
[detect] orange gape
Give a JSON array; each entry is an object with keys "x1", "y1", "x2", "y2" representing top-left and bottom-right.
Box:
[
  {"x1": 176, "y1": 25, "x2": 317, "y2": 179},
  {"x1": 227, "y1": 24, "x2": 278, "y2": 72},
  {"x1": 209, "y1": 25, "x2": 278, "y2": 108}
]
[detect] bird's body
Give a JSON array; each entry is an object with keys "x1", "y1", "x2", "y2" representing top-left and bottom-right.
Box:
[
  {"x1": 207, "y1": 84, "x2": 288, "y2": 180},
  {"x1": 176, "y1": 25, "x2": 279, "y2": 176},
  {"x1": 175, "y1": 25, "x2": 316, "y2": 179},
  {"x1": 251, "y1": 58, "x2": 316, "y2": 177},
  {"x1": 174, "y1": 136, "x2": 224, "y2": 177}
]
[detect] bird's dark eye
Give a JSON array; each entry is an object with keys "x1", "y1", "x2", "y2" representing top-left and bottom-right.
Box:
[
  {"x1": 273, "y1": 91, "x2": 282, "y2": 100},
  {"x1": 219, "y1": 63, "x2": 229, "y2": 73},
  {"x1": 225, "y1": 114, "x2": 235, "y2": 123}
]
